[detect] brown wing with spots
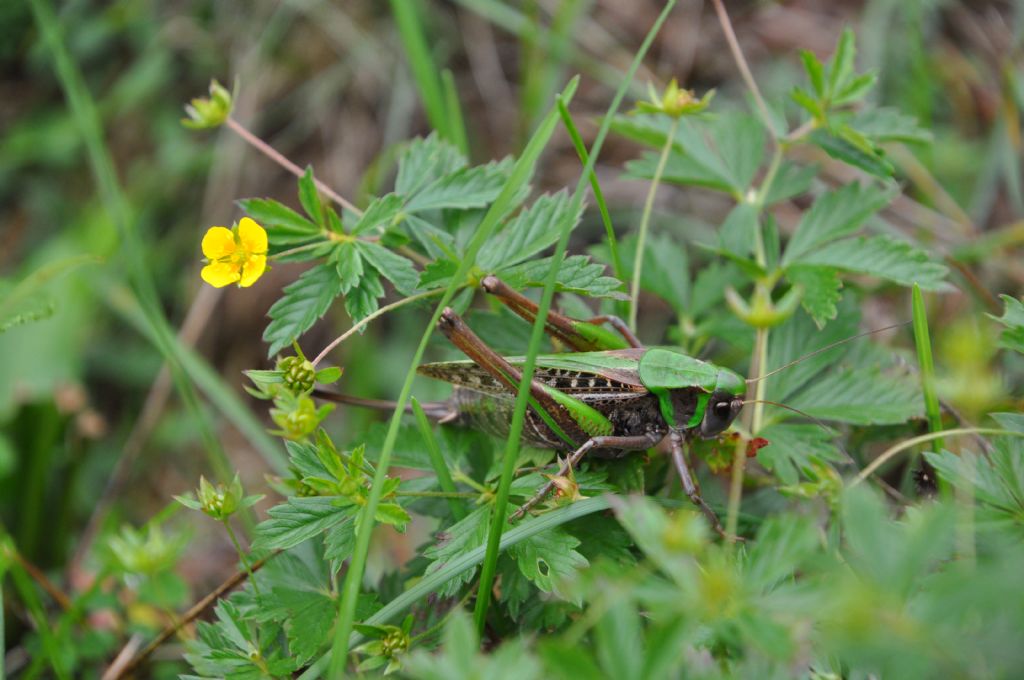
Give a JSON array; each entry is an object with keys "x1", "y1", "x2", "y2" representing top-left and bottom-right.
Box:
[{"x1": 418, "y1": 360, "x2": 648, "y2": 398}]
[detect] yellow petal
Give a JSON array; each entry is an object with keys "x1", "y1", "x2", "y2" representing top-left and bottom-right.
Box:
[
  {"x1": 238, "y1": 254, "x2": 266, "y2": 287},
  {"x1": 201, "y1": 261, "x2": 241, "y2": 288},
  {"x1": 237, "y1": 217, "x2": 267, "y2": 255},
  {"x1": 201, "y1": 226, "x2": 237, "y2": 259}
]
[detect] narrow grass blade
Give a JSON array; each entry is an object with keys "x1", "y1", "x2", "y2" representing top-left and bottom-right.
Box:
[
  {"x1": 412, "y1": 398, "x2": 466, "y2": 520},
  {"x1": 29, "y1": 0, "x2": 232, "y2": 481},
  {"x1": 912, "y1": 283, "x2": 943, "y2": 451},
  {"x1": 326, "y1": 77, "x2": 580, "y2": 678},
  {"x1": 390, "y1": 0, "x2": 451, "y2": 143},
  {"x1": 7, "y1": 558, "x2": 68, "y2": 679},
  {"x1": 441, "y1": 69, "x2": 470, "y2": 157},
  {"x1": 472, "y1": 0, "x2": 678, "y2": 637}
]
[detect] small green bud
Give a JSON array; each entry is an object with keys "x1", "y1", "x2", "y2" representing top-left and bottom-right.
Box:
[
  {"x1": 725, "y1": 285, "x2": 802, "y2": 329},
  {"x1": 182, "y1": 79, "x2": 234, "y2": 129},
  {"x1": 277, "y1": 355, "x2": 317, "y2": 394},
  {"x1": 634, "y1": 79, "x2": 715, "y2": 118},
  {"x1": 175, "y1": 473, "x2": 262, "y2": 521}
]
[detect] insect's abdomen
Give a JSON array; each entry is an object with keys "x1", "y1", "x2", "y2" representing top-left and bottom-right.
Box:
[{"x1": 450, "y1": 387, "x2": 668, "y2": 455}]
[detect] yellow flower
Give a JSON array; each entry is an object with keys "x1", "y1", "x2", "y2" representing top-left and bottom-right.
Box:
[{"x1": 200, "y1": 217, "x2": 268, "y2": 288}]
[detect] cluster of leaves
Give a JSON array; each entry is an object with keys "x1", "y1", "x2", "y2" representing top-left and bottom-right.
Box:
[{"x1": 244, "y1": 137, "x2": 622, "y2": 356}]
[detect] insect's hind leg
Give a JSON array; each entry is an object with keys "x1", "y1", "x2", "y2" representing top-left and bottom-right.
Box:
[
  {"x1": 481, "y1": 275, "x2": 639, "y2": 351},
  {"x1": 510, "y1": 431, "x2": 663, "y2": 521},
  {"x1": 668, "y1": 430, "x2": 732, "y2": 539}
]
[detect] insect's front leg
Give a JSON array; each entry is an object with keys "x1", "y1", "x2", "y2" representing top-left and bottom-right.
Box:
[
  {"x1": 668, "y1": 430, "x2": 732, "y2": 539},
  {"x1": 510, "y1": 431, "x2": 663, "y2": 521},
  {"x1": 481, "y1": 276, "x2": 641, "y2": 351}
]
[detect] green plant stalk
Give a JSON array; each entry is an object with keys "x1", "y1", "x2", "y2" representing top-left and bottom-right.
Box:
[
  {"x1": 8, "y1": 560, "x2": 67, "y2": 680},
  {"x1": 390, "y1": 0, "x2": 451, "y2": 144},
  {"x1": 473, "y1": 0, "x2": 677, "y2": 637},
  {"x1": 912, "y1": 283, "x2": 944, "y2": 451},
  {"x1": 412, "y1": 398, "x2": 467, "y2": 520},
  {"x1": 300, "y1": 496, "x2": 616, "y2": 679},
  {"x1": 224, "y1": 520, "x2": 261, "y2": 597},
  {"x1": 326, "y1": 78, "x2": 581, "y2": 678},
  {"x1": 558, "y1": 99, "x2": 624, "y2": 290},
  {"x1": 441, "y1": 69, "x2": 470, "y2": 156},
  {"x1": 851, "y1": 428, "x2": 1024, "y2": 486},
  {"x1": 628, "y1": 116, "x2": 680, "y2": 333},
  {"x1": 29, "y1": 0, "x2": 233, "y2": 483},
  {"x1": 0, "y1": 547, "x2": 6, "y2": 680}
]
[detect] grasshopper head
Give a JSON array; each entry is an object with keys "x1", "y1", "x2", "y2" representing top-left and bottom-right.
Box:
[{"x1": 699, "y1": 389, "x2": 744, "y2": 438}]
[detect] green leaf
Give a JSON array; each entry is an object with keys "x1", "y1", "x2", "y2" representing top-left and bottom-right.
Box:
[
  {"x1": 0, "y1": 254, "x2": 98, "y2": 335},
  {"x1": 833, "y1": 71, "x2": 877, "y2": 107},
  {"x1": 356, "y1": 242, "x2": 419, "y2": 295},
  {"x1": 374, "y1": 502, "x2": 411, "y2": 530},
  {"x1": 334, "y1": 243, "x2": 364, "y2": 294},
  {"x1": 263, "y1": 264, "x2": 343, "y2": 357},
  {"x1": 298, "y1": 166, "x2": 324, "y2": 226},
  {"x1": 254, "y1": 497, "x2": 354, "y2": 551},
  {"x1": 719, "y1": 202, "x2": 759, "y2": 258},
  {"x1": 785, "y1": 264, "x2": 842, "y2": 328},
  {"x1": 508, "y1": 528, "x2": 588, "y2": 604},
  {"x1": 787, "y1": 365, "x2": 923, "y2": 425},
  {"x1": 990, "y1": 295, "x2": 1024, "y2": 354},
  {"x1": 423, "y1": 507, "x2": 492, "y2": 597},
  {"x1": 624, "y1": 117, "x2": 739, "y2": 194},
  {"x1": 239, "y1": 198, "x2": 320, "y2": 245},
  {"x1": 351, "y1": 193, "x2": 403, "y2": 236},
  {"x1": 800, "y1": 49, "x2": 825, "y2": 97},
  {"x1": 395, "y1": 133, "x2": 467, "y2": 197},
  {"x1": 764, "y1": 162, "x2": 816, "y2": 205},
  {"x1": 809, "y1": 127, "x2": 893, "y2": 178},
  {"x1": 800, "y1": 234, "x2": 948, "y2": 289},
  {"x1": 848, "y1": 107, "x2": 932, "y2": 144},
  {"x1": 477, "y1": 192, "x2": 580, "y2": 271},
  {"x1": 783, "y1": 183, "x2": 896, "y2": 265},
  {"x1": 499, "y1": 254, "x2": 625, "y2": 299},
  {"x1": 712, "y1": 112, "x2": 765, "y2": 192},
  {"x1": 925, "y1": 437, "x2": 1024, "y2": 533},
  {"x1": 343, "y1": 268, "x2": 384, "y2": 325},
  {"x1": 756, "y1": 423, "x2": 844, "y2": 485},
  {"x1": 827, "y1": 28, "x2": 857, "y2": 98},
  {"x1": 0, "y1": 295, "x2": 55, "y2": 334},
  {"x1": 595, "y1": 233, "x2": 689, "y2": 314},
  {"x1": 745, "y1": 514, "x2": 819, "y2": 590},
  {"x1": 404, "y1": 158, "x2": 512, "y2": 213},
  {"x1": 790, "y1": 87, "x2": 824, "y2": 119}
]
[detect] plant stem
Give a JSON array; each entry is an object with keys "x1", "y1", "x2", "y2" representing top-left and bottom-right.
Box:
[
  {"x1": 393, "y1": 490, "x2": 478, "y2": 499},
  {"x1": 628, "y1": 116, "x2": 679, "y2": 333},
  {"x1": 311, "y1": 288, "x2": 444, "y2": 367},
  {"x1": 850, "y1": 428, "x2": 1023, "y2": 486},
  {"x1": 411, "y1": 398, "x2": 468, "y2": 519},
  {"x1": 223, "y1": 520, "x2": 260, "y2": 597},
  {"x1": 225, "y1": 117, "x2": 361, "y2": 216},
  {"x1": 709, "y1": 0, "x2": 777, "y2": 141},
  {"x1": 113, "y1": 552, "x2": 278, "y2": 679}
]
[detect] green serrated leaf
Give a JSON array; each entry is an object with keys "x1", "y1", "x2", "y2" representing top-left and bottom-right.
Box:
[
  {"x1": 847, "y1": 107, "x2": 933, "y2": 144},
  {"x1": 352, "y1": 194, "x2": 403, "y2": 236},
  {"x1": 756, "y1": 422, "x2": 844, "y2": 485},
  {"x1": 787, "y1": 365, "x2": 924, "y2": 425},
  {"x1": 509, "y1": 528, "x2": 588, "y2": 604},
  {"x1": 800, "y1": 49, "x2": 826, "y2": 97},
  {"x1": 499, "y1": 255, "x2": 624, "y2": 299},
  {"x1": 833, "y1": 71, "x2": 877, "y2": 107},
  {"x1": 254, "y1": 497, "x2": 353, "y2": 551},
  {"x1": 264, "y1": 265, "x2": 343, "y2": 357},
  {"x1": 712, "y1": 112, "x2": 765, "y2": 192},
  {"x1": 790, "y1": 87, "x2": 824, "y2": 119},
  {"x1": 404, "y1": 159, "x2": 512, "y2": 213},
  {"x1": 801, "y1": 234, "x2": 948, "y2": 289},
  {"x1": 827, "y1": 28, "x2": 857, "y2": 98},
  {"x1": 809, "y1": 127, "x2": 894, "y2": 178},
  {"x1": 343, "y1": 268, "x2": 384, "y2": 324},
  {"x1": 764, "y1": 162, "x2": 816, "y2": 205},
  {"x1": 395, "y1": 133, "x2": 468, "y2": 198},
  {"x1": 239, "y1": 198, "x2": 321, "y2": 245},
  {"x1": 719, "y1": 202, "x2": 759, "y2": 258},
  {"x1": 477, "y1": 191, "x2": 580, "y2": 271},
  {"x1": 423, "y1": 507, "x2": 491, "y2": 597},
  {"x1": 299, "y1": 167, "x2": 324, "y2": 226},
  {"x1": 991, "y1": 295, "x2": 1024, "y2": 354},
  {"x1": 356, "y1": 242, "x2": 419, "y2": 295},
  {"x1": 334, "y1": 243, "x2": 364, "y2": 294},
  {"x1": 785, "y1": 264, "x2": 842, "y2": 328},
  {"x1": 783, "y1": 183, "x2": 896, "y2": 265}
]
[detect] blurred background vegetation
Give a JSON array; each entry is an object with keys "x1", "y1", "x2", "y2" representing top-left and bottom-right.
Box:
[{"x1": 1, "y1": 0, "x2": 1022, "y2": 676}]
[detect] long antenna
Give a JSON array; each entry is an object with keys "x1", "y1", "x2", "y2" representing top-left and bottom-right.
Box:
[
  {"x1": 743, "y1": 398, "x2": 853, "y2": 463},
  {"x1": 746, "y1": 321, "x2": 910, "y2": 385}
]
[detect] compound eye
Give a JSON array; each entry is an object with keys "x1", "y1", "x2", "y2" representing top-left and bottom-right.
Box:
[{"x1": 712, "y1": 400, "x2": 731, "y2": 419}]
